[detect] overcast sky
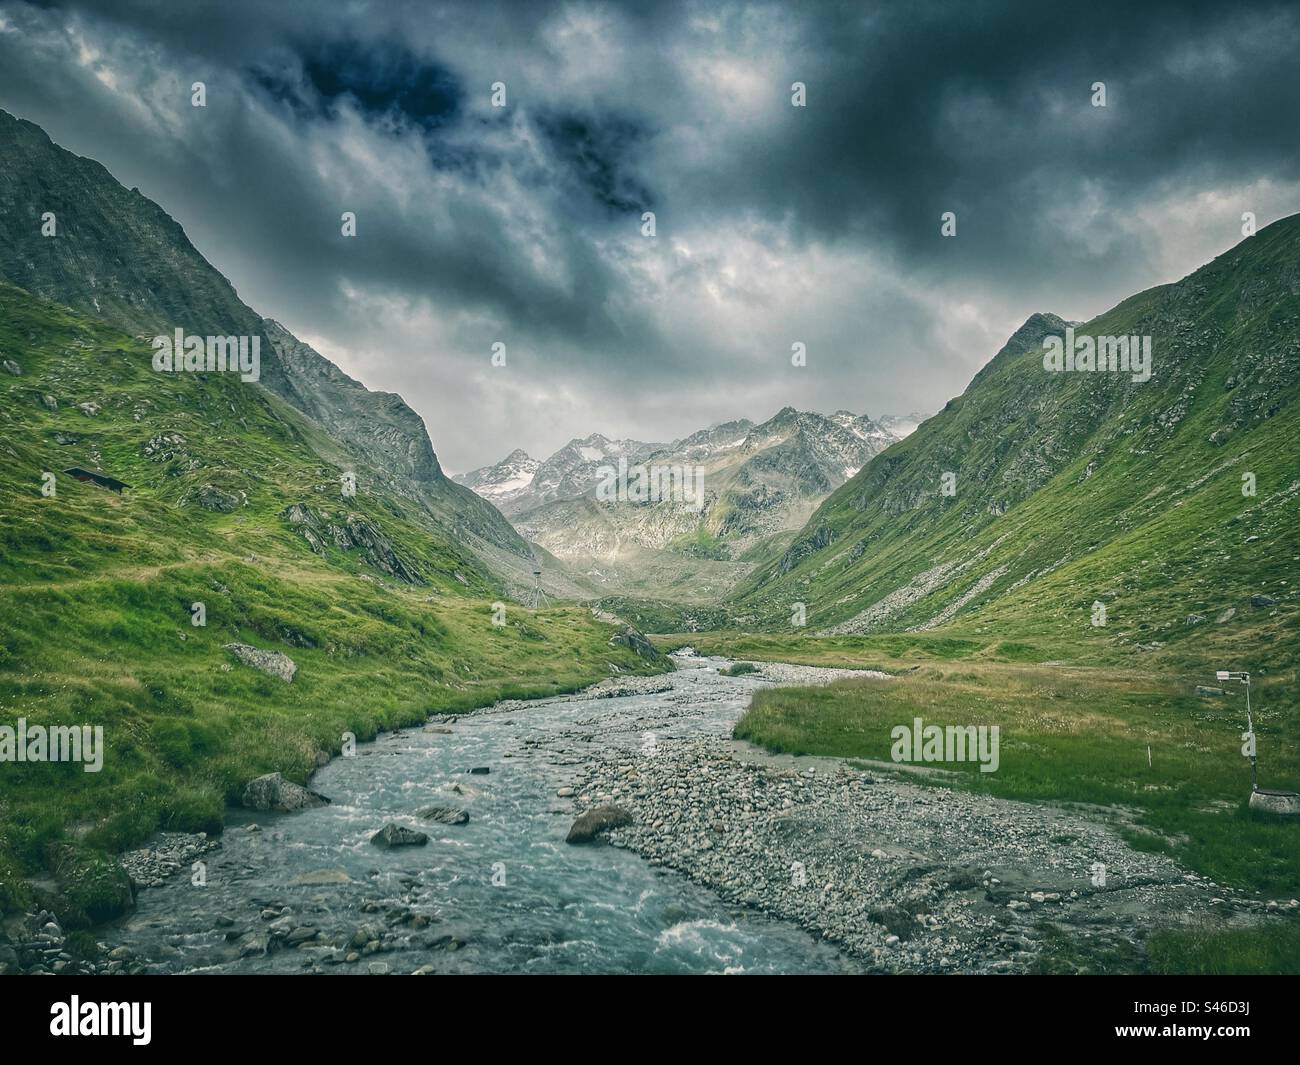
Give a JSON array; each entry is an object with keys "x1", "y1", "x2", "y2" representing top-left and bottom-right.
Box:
[{"x1": 1, "y1": 0, "x2": 1298, "y2": 471}]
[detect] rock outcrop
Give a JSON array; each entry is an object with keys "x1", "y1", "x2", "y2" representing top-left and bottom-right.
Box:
[
  {"x1": 224, "y1": 643, "x2": 297, "y2": 682},
  {"x1": 241, "y1": 772, "x2": 329, "y2": 812}
]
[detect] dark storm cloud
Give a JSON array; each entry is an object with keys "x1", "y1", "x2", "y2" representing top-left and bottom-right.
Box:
[
  {"x1": 253, "y1": 43, "x2": 463, "y2": 134},
  {"x1": 0, "y1": 0, "x2": 1296, "y2": 470}
]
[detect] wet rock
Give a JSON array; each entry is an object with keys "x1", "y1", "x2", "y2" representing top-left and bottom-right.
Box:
[
  {"x1": 241, "y1": 771, "x2": 328, "y2": 812},
  {"x1": 224, "y1": 643, "x2": 297, "y2": 682},
  {"x1": 292, "y1": 869, "x2": 351, "y2": 886},
  {"x1": 418, "y1": 806, "x2": 469, "y2": 825},
  {"x1": 369, "y1": 823, "x2": 429, "y2": 848},
  {"x1": 565, "y1": 805, "x2": 633, "y2": 844},
  {"x1": 468, "y1": 766, "x2": 490, "y2": 775},
  {"x1": 237, "y1": 932, "x2": 269, "y2": 957},
  {"x1": 1250, "y1": 594, "x2": 1278, "y2": 608}
]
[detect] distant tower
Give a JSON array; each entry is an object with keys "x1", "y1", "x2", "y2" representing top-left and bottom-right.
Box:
[{"x1": 524, "y1": 565, "x2": 549, "y2": 609}]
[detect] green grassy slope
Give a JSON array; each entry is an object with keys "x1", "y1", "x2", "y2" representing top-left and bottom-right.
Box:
[
  {"x1": 0, "y1": 284, "x2": 666, "y2": 922},
  {"x1": 728, "y1": 216, "x2": 1300, "y2": 675}
]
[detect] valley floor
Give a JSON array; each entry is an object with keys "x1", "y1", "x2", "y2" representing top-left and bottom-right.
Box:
[{"x1": 652, "y1": 635, "x2": 1300, "y2": 973}]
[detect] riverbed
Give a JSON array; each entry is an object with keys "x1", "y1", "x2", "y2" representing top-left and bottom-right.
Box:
[
  {"x1": 104, "y1": 653, "x2": 870, "y2": 974},
  {"x1": 103, "y1": 651, "x2": 1233, "y2": 974}
]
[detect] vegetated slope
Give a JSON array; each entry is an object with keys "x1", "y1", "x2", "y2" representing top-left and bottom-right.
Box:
[
  {"x1": 732, "y1": 216, "x2": 1300, "y2": 671},
  {"x1": 0, "y1": 284, "x2": 666, "y2": 921},
  {"x1": 0, "y1": 108, "x2": 526, "y2": 563}
]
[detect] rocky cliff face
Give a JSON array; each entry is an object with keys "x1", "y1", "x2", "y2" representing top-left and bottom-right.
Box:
[{"x1": 0, "y1": 107, "x2": 528, "y2": 561}]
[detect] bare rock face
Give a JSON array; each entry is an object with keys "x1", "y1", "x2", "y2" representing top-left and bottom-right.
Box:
[
  {"x1": 223, "y1": 643, "x2": 296, "y2": 682},
  {"x1": 241, "y1": 772, "x2": 329, "y2": 813},
  {"x1": 565, "y1": 805, "x2": 633, "y2": 844}
]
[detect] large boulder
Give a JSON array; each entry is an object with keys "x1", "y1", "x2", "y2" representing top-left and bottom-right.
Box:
[
  {"x1": 565, "y1": 805, "x2": 633, "y2": 844},
  {"x1": 370, "y1": 823, "x2": 429, "y2": 848},
  {"x1": 224, "y1": 643, "x2": 297, "y2": 682},
  {"x1": 607, "y1": 625, "x2": 660, "y2": 661},
  {"x1": 1249, "y1": 790, "x2": 1300, "y2": 816},
  {"x1": 242, "y1": 772, "x2": 329, "y2": 813}
]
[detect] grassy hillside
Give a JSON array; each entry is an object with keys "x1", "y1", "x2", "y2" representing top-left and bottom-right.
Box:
[
  {"x1": 0, "y1": 284, "x2": 666, "y2": 923},
  {"x1": 728, "y1": 217, "x2": 1300, "y2": 671}
]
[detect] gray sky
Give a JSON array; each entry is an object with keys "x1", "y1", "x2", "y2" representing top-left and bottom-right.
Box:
[{"x1": 2, "y1": 0, "x2": 1298, "y2": 471}]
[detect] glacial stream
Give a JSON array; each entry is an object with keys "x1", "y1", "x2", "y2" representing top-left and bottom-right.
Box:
[{"x1": 106, "y1": 655, "x2": 863, "y2": 974}]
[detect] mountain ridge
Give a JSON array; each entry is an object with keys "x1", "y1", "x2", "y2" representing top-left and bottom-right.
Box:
[
  {"x1": 726, "y1": 216, "x2": 1300, "y2": 662},
  {"x1": 0, "y1": 107, "x2": 528, "y2": 563}
]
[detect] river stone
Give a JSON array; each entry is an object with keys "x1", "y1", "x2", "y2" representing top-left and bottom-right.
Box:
[
  {"x1": 242, "y1": 772, "x2": 329, "y2": 812},
  {"x1": 565, "y1": 805, "x2": 633, "y2": 844},
  {"x1": 418, "y1": 805, "x2": 469, "y2": 825},
  {"x1": 237, "y1": 932, "x2": 268, "y2": 957},
  {"x1": 370, "y1": 823, "x2": 429, "y2": 848},
  {"x1": 224, "y1": 643, "x2": 297, "y2": 682}
]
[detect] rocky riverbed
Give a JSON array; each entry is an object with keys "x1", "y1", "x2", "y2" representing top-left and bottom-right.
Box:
[
  {"x1": 567, "y1": 738, "x2": 1243, "y2": 972},
  {"x1": 4, "y1": 651, "x2": 1291, "y2": 975},
  {"x1": 548, "y1": 653, "x2": 1293, "y2": 973}
]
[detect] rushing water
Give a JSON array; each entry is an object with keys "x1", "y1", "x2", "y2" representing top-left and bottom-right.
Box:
[{"x1": 108, "y1": 655, "x2": 862, "y2": 974}]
